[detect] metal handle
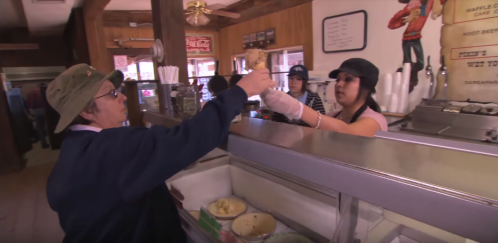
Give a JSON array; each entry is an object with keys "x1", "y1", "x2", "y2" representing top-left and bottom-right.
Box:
[
  {"x1": 440, "y1": 55, "x2": 448, "y2": 100},
  {"x1": 426, "y1": 55, "x2": 435, "y2": 99}
]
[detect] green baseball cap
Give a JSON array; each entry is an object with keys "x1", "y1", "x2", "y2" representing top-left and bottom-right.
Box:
[{"x1": 47, "y1": 64, "x2": 124, "y2": 133}]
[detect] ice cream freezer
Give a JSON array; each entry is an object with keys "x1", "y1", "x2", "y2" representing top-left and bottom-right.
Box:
[{"x1": 144, "y1": 111, "x2": 498, "y2": 243}]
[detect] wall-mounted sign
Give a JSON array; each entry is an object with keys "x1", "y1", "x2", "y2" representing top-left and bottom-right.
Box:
[
  {"x1": 439, "y1": 0, "x2": 498, "y2": 103},
  {"x1": 247, "y1": 33, "x2": 257, "y2": 49},
  {"x1": 265, "y1": 28, "x2": 275, "y2": 45},
  {"x1": 257, "y1": 31, "x2": 266, "y2": 48},
  {"x1": 243, "y1": 29, "x2": 276, "y2": 49},
  {"x1": 322, "y1": 10, "x2": 368, "y2": 53},
  {"x1": 185, "y1": 33, "x2": 215, "y2": 55},
  {"x1": 243, "y1": 35, "x2": 250, "y2": 49},
  {"x1": 114, "y1": 55, "x2": 128, "y2": 68},
  {"x1": 257, "y1": 32, "x2": 265, "y2": 41}
]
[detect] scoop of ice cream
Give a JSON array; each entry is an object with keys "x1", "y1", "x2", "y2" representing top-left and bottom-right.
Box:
[{"x1": 245, "y1": 49, "x2": 268, "y2": 71}]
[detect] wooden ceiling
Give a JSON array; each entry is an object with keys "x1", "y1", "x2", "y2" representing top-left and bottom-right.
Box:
[{"x1": 102, "y1": 0, "x2": 313, "y2": 31}]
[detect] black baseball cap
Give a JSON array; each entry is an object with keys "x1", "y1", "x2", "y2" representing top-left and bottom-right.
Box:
[
  {"x1": 329, "y1": 58, "x2": 379, "y2": 91},
  {"x1": 287, "y1": 65, "x2": 309, "y2": 80}
]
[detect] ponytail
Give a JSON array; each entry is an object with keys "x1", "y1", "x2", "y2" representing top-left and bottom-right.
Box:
[
  {"x1": 358, "y1": 77, "x2": 381, "y2": 113},
  {"x1": 365, "y1": 95, "x2": 381, "y2": 113}
]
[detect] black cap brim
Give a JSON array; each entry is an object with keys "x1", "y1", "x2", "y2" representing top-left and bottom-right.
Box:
[{"x1": 328, "y1": 68, "x2": 362, "y2": 79}]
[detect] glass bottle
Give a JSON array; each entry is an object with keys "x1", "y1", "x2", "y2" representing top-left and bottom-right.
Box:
[{"x1": 177, "y1": 85, "x2": 198, "y2": 118}]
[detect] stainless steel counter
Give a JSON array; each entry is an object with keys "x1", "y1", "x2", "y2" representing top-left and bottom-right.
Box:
[{"x1": 144, "y1": 110, "x2": 498, "y2": 242}]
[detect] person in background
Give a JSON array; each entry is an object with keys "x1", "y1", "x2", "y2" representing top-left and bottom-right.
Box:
[
  {"x1": 27, "y1": 83, "x2": 49, "y2": 148},
  {"x1": 271, "y1": 65, "x2": 325, "y2": 127},
  {"x1": 207, "y1": 75, "x2": 229, "y2": 97},
  {"x1": 45, "y1": 64, "x2": 275, "y2": 243},
  {"x1": 261, "y1": 58, "x2": 387, "y2": 137}
]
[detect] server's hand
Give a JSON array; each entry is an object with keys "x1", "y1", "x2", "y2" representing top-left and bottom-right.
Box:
[
  {"x1": 261, "y1": 89, "x2": 303, "y2": 120},
  {"x1": 236, "y1": 68, "x2": 276, "y2": 97}
]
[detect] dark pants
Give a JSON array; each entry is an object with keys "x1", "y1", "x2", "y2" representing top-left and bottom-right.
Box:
[
  {"x1": 402, "y1": 38, "x2": 424, "y2": 71},
  {"x1": 33, "y1": 108, "x2": 49, "y2": 148},
  {"x1": 402, "y1": 38, "x2": 424, "y2": 92}
]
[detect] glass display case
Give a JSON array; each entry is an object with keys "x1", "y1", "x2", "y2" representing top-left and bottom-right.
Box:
[{"x1": 144, "y1": 111, "x2": 497, "y2": 243}]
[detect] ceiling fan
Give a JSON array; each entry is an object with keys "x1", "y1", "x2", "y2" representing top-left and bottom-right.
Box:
[{"x1": 185, "y1": 1, "x2": 241, "y2": 26}]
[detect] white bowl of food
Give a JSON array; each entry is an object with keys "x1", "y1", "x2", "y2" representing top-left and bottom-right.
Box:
[
  {"x1": 208, "y1": 197, "x2": 247, "y2": 220},
  {"x1": 231, "y1": 213, "x2": 276, "y2": 241}
]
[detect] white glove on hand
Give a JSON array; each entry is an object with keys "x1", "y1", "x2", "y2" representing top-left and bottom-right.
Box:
[{"x1": 261, "y1": 89, "x2": 303, "y2": 120}]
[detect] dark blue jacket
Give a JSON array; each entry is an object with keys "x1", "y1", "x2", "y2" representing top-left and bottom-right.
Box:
[{"x1": 47, "y1": 86, "x2": 248, "y2": 243}]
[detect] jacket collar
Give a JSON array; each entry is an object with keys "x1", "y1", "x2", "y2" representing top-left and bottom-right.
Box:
[{"x1": 68, "y1": 125, "x2": 102, "y2": 133}]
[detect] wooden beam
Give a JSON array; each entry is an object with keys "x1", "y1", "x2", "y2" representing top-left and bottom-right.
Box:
[
  {"x1": 102, "y1": 10, "x2": 221, "y2": 31},
  {"x1": 218, "y1": 0, "x2": 313, "y2": 28},
  {"x1": 84, "y1": 0, "x2": 112, "y2": 72},
  {"x1": 83, "y1": 0, "x2": 112, "y2": 19},
  {"x1": 0, "y1": 43, "x2": 39, "y2": 50},
  {"x1": 151, "y1": 0, "x2": 189, "y2": 84}
]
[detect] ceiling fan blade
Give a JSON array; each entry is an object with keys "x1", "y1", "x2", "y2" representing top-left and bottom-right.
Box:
[
  {"x1": 206, "y1": 4, "x2": 226, "y2": 10},
  {"x1": 209, "y1": 10, "x2": 240, "y2": 19}
]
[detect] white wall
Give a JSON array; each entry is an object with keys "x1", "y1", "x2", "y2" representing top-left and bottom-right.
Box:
[{"x1": 312, "y1": 0, "x2": 444, "y2": 112}]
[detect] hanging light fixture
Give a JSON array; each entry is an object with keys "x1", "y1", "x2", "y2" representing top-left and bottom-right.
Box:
[{"x1": 186, "y1": 9, "x2": 210, "y2": 26}]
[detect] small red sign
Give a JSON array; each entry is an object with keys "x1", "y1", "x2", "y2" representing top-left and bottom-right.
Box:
[
  {"x1": 185, "y1": 34, "x2": 214, "y2": 55},
  {"x1": 114, "y1": 55, "x2": 128, "y2": 68}
]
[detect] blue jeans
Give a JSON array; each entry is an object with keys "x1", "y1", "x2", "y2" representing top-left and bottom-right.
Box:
[{"x1": 32, "y1": 108, "x2": 49, "y2": 148}]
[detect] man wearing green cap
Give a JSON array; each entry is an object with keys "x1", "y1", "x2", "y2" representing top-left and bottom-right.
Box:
[{"x1": 46, "y1": 64, "x2": 275, "y2": 243}]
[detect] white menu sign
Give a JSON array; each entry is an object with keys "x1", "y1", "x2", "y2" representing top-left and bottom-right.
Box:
[{"x1": 322, "y1": 10, "x2": 367, "y2": 53}]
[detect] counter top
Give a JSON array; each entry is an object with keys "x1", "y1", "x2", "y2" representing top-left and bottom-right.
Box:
[
  {"x1": 144, "y1": 110, "x2": 498, "y2": 205},
  {"x1": 145, "y1": 111, "x2": 498, "y2": 205}
]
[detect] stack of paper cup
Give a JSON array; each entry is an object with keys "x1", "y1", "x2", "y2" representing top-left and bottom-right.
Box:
[
  {"x1": 398, "y1": 63, "x2": 411, "y2": 114},
  {"x1": 389, "y1": 93, "x2": 399, "y2": 113},
  {"x1": 158, "y1": 66, "x2": 179, "y2": 84},
  {"x1": 382, "y1": 73, "x2": 393, "y2": 108}
]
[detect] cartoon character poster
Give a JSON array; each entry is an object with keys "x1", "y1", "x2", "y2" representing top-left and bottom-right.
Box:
[{"x1": 388, "y1": 0, "x2": 445, "y2": 93}]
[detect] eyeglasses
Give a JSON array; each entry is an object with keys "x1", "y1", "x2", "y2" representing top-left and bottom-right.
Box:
[{"x1": 95, "y1": 89, "x2": 118, "y2": 100}]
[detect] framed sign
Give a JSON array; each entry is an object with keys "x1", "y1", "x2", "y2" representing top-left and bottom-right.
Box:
[
  {"x1": 113, "y1": 55, "x2": 128, "y2": 68},
  {"x1": 322, "y1": 10, "x2": 367, "y2": 53},
  {"x1": 265, "y1": 28, "x2": 275, "y2": 45},
  {"x1": 185, "y1": 33, "x2": 215, "y2": 55},
  {"x1": 257, "y1": 32, "x2": 265, "y2": 41},
  {"x1": 249, "y1": 33, "x2": 257, "y2": 42},
  {"x1": 243, "y1": 35, "x2": 250, "y2": 43}
]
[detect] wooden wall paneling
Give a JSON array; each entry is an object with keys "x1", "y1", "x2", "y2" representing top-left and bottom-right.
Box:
[{"x1": 218, "y1": 2, "x2": 313, "y2": 75}]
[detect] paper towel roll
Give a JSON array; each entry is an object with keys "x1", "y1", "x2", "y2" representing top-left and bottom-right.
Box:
[
  {"x1": 389, "y1": 93, "x2": 398, "y2": 113},
  {"x1": 382, "y1": 73, "x2": 393, "y2": 107}
]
